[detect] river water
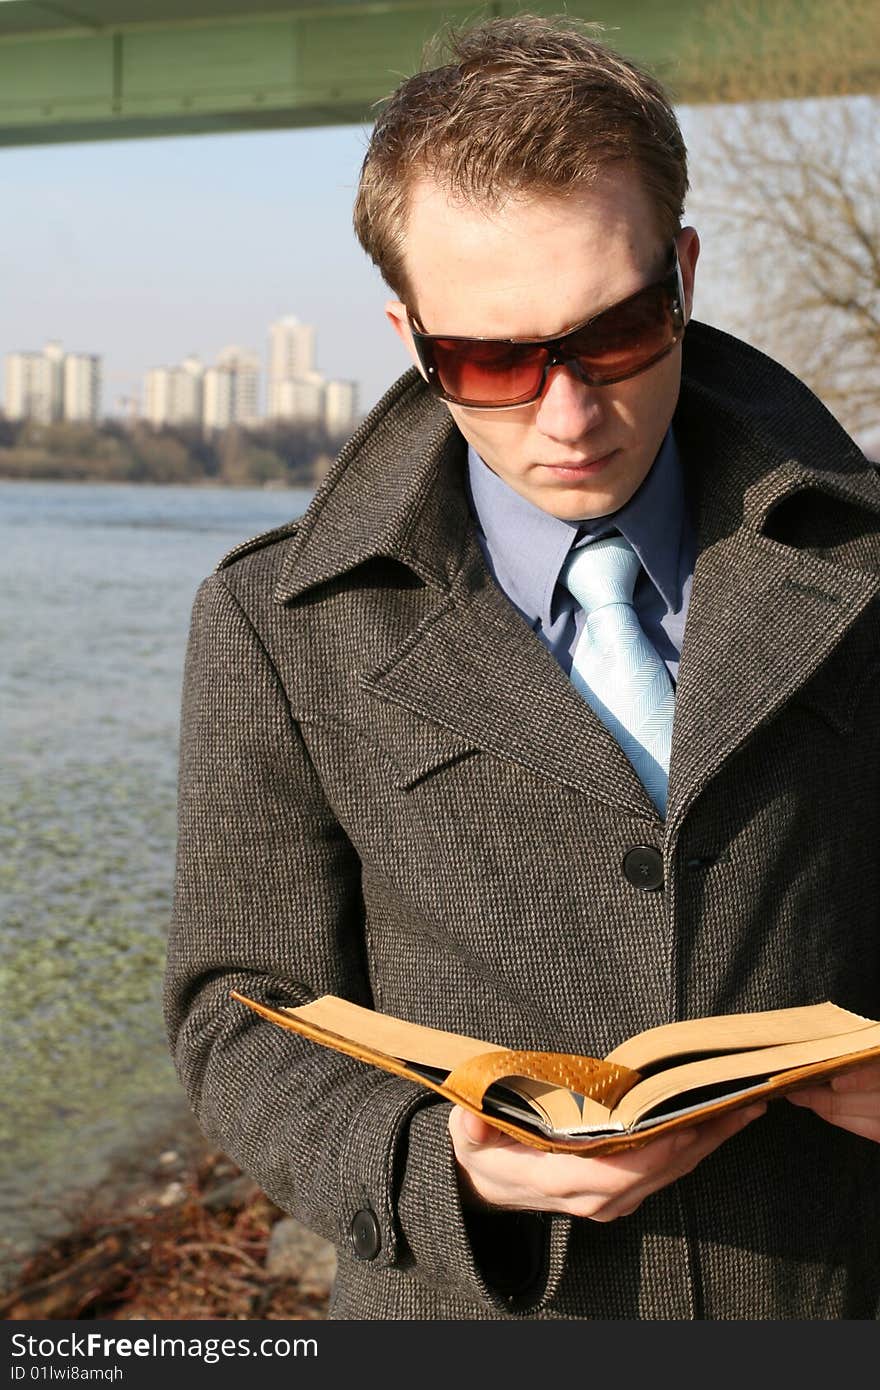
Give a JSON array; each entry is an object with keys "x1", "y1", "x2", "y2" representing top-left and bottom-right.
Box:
[{"x1": 0, "y1": 480, "x2": 314, "y2": 1288}]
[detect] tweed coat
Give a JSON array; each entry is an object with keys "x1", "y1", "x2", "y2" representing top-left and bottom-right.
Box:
[{"x1": 164, "y1": 320, "x2": 880, "y2": 1320}]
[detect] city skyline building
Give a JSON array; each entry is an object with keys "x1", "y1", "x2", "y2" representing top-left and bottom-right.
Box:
[
  {"x1": 3, "y1": 340, "x2": 101, "y2": 423},
  {"x1": 267, "y1": 312, "x2": 359, "y2": 433},
  {"x1": 268, "y1": 314, "x2": 319, "y2": 424},
  {"x1": 144, "y1": 354, "x2": 204, "y2": 428},
  {"x1": 268, "y1": 315, "x2": 316, "y2": 419},
  {"x1": 324, "y1": 378, "x2": 359, "y2": 436},
  {"x1": 272, "y1": 369, "x2": 325, "y2": 425},
  {"x1": 62, "y1": 352, "x2": 102, "y2": 424},
  {"x1": 203, "y1": 346, "x2": 261, "y2": 433},
  {"x1": 3, "y1": 318, "x2": 360, "y2": 436}
]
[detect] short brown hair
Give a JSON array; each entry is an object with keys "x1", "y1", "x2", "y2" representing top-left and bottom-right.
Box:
[{"x1": 353, "y1": 13, "x2": 689, "y2": 302}]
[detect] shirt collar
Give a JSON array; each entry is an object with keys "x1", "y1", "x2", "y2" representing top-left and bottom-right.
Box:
[{"x1": 465, "y1": 427, "x2": 686, "y2": 629}]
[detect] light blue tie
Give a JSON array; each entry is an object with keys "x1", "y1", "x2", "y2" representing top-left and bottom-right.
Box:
[{"x1": 561, "y1": 535, "x2": 674, "y2": 815}]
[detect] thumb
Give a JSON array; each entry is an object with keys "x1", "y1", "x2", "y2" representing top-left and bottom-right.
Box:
[{"x1": 457, "y1": 1107, "x2": 503, "y2": 1146}]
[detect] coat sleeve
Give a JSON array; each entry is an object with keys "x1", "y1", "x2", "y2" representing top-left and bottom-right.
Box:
[{"x1": 163, "y1": 572, "x2": 569, "y2": 1316}]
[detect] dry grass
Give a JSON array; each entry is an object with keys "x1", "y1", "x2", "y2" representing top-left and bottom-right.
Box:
[{"x1": 1, "y1": 1150, "x2": 329, "y2": 1322}]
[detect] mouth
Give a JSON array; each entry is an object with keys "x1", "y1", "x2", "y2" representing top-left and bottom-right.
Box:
[{"x1": 540, "y1": 449, "x2": 620, "y2": 480}]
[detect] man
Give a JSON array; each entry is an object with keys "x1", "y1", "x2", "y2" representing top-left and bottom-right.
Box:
[{"x1": 164, "y1": 16, "x2": 880, "y2": 1319}]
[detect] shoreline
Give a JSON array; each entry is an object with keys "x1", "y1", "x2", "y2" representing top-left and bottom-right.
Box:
[
  {"x1": 0, "y1": 475, "x2": 314, "y2": 490},
  {"x1": 1, "y1": 1119, "x2": 333, "y2": 1321}
]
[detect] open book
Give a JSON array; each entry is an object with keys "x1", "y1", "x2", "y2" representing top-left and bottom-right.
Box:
[{"x1": 229, "y1": 991, "x2": 880, "y2": 1154}]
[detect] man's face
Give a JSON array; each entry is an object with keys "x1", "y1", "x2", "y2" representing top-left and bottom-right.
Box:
[{"x1": 386, "y1": 169, "x2": 699, "y2": 521}]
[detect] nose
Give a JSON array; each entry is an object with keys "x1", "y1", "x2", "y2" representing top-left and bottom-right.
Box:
[{"x1": 535, "y1": 362, "x2": 604, "y2": 443}]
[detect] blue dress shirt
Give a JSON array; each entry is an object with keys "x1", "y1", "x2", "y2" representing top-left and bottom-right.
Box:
[{"x1": 465, "y1": 428, "x2": 695, "y2": 683}]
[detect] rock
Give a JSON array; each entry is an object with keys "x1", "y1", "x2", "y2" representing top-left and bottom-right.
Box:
[
  {"x1": 265, "y1": 1218, "x2": 336, "y2": 1297},
  {"x1": 157, "y1": 1151, "x2": 179, "y2": 1167},
  {"x1": 205, "y1": 1156, "x2": 240, "y2": 1182},
  {"x1": 199, "y1": 1176, "x2": 258, "y2": 1212},
  {"x1": 156, "y1": 1181, "x2": 187, "y2": 1208}
]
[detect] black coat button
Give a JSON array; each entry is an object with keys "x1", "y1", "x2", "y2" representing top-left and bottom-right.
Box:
[
  {"x1": 350, "y1": 1207, "x2": 381, "y2": 1260},
  {"x1": 623, "y1": 846, "x2": 664, "y2": 891}
]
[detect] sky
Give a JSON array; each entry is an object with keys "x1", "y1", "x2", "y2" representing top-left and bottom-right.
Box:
[{"x1": 0, "y1": 123, "x2": 406, "y2": 419}]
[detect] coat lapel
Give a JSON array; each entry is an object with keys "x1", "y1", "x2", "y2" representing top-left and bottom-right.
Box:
[
  {"x1": 276, "y1": 368, "x2": 658, "y2": 819},
  {"x1": 361, "y1": 520, "x2": 656, "y2": 818}
]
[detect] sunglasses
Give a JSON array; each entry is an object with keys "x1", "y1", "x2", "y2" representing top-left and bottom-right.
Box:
[{"x1": 408, "y1": 244, "x2": 686, "y2": 410}]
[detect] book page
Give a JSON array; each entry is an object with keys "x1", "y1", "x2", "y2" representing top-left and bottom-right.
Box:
[
  {"x1": 614, "y1": 1021, "x2": 880, "y2": 1128},
  {"x1": 607, "y1": 1002, "x2": 875, "y2": 1073},
  {"x1": 285, "y1": 995, "x2": 501, "y2": 1067},
  {"x1": 493, "y1": 1077, "x2": 585, "y2": 1130}
]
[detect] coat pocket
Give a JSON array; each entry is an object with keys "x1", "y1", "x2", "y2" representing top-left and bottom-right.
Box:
[
  {"x1": 299, "y1": 710, "x2": 482, "y2": 793},
  {"x1": 386, "y1": 729, "x2": 482, "y2": 790}
]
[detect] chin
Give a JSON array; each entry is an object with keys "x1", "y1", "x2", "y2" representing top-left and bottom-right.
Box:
[
  {"x1": 558, "y1": 504, "x2": 617, "y2": 522},
  {"x1": 544, "y1": 489, "x2": 626, "y2": 522}
]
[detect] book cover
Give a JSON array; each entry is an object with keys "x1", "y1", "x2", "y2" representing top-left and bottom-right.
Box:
[{"x1": 230, "y1": 991, "x2": 880, "y2": 1154}]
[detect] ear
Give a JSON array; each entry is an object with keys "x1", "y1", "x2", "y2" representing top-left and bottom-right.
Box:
[
  {"x1": 675, "y1": 226, "x2": 700, "y2": 324},
  {"x1": 385, "y1": 299, "x2": 427, "y2": 378}
]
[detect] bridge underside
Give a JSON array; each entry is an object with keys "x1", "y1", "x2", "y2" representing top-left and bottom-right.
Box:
[{"x1": 0, "y1": 1, "x2": 876, "y2": 148}]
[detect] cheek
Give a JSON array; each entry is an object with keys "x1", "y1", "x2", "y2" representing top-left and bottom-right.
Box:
[
  {"x1": 613, "y1": 361, "x2": 679, "y2": 435},
  {"x1": 448, "y1": 405, "x2": 537, "y2": 468}
]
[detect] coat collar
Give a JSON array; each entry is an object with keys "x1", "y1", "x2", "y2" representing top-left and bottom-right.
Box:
[
  {"x1": 274, "y1": 370, "x2": 466, "y2": 603},
  {"x1": 275, "y1": 322, "x2": 880, "y2": 826}
]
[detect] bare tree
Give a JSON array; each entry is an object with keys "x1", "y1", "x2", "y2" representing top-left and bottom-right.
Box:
[{"x1": 680, "y1": 0, "x2": 879, "y2": 441}]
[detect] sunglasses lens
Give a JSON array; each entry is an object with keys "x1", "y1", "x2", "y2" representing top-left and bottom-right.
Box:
[
  {"x1": 567, "y1": 284, "x2": 675, "y2": 383},
  {"x1": 430, "y1": 339, "x2": 548, "y2": 407},
  {"x1": 414, "y1": 259, "x2": 681, "y2": 407}
]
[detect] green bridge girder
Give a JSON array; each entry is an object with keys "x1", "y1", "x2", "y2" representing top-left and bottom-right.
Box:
[{"x1": 0, "y1": 0, "x2": 876, "y2": 148}]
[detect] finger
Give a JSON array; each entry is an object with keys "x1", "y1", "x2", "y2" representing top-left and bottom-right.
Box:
[
  {"x1": 541, "y1": 1102, "x2": 765, "y2": 1210},
  {"x1": 789, "y1": 1100, "x2": 880, "y2": 1141},
  {"x1": 459, "y1": 1110, "x2": 497, "y2": 1144},
  {"x1": 786, "y1": 1085, "x2": 873, "y2": 1113},
  {"x1": 825, "y1": 1115, "x2": 880, "y2": 1142},
  {"x1": 674, "y1": 1102, "x2": 768, "y2": 1163},
  {"x1": 650, "y1": 1103, "x2": 767, "y2": 1179},
  {"x1": 830, "y1": 1064, "x2": 880, "y2": 1091},
  {"x1": 787, "y1": 1086, "x2": 829, "y2": 1108},
  {"x1": 575, "y1": 1104, "x2": 767, "y2": 1222},
  {"x1": 449, "y1": 1105, "x2": 523, "y2": 1150},
  {"x1": 786, "y1": 1087, "x2": 880, "y2": 1141},
  {"x1": 789, "y1": 1066, "x2": 880, "y2": 1107},
  {"x1": 450, "y1": 1101, "x2": 769, "y2": 1220},
  {"x1": 590, "y1": 1102, "x2": 765, "y2": 1185}
]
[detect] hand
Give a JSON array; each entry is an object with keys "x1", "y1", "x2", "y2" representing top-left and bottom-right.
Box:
[
  {"x1": 786, "y1": 1060, "x2": 880, "y2": 1143},
  {"x1": 447, "y1": 1102, "x2": 767, "y2": 1222}
]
